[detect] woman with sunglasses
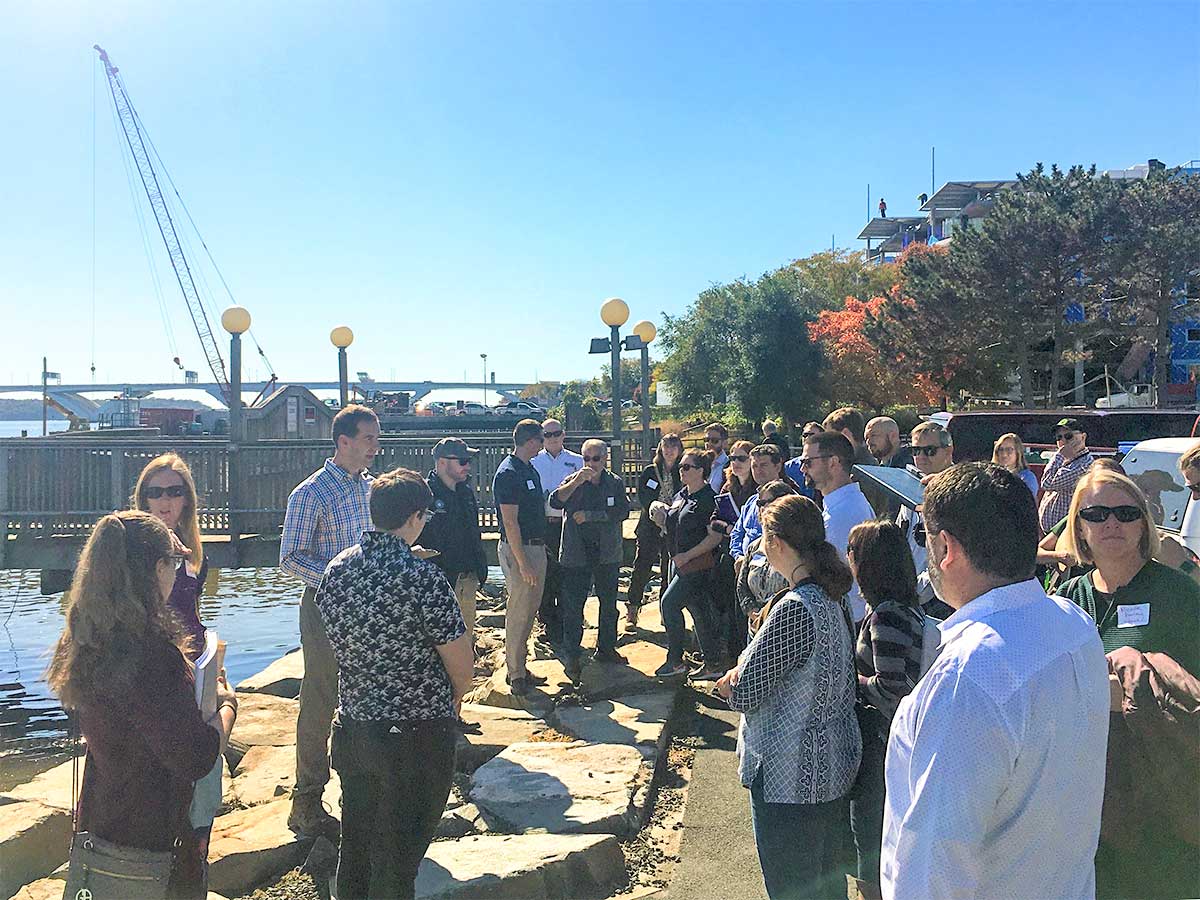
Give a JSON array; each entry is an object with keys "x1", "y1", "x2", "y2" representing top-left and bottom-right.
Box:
[
  {"x1": 721, "y1": 440, "x2": 758, "y2": 511},
  {"x1": 992, "y1": 432, "x2": 1039, "y2": 497},
  {"x1": 1058, "y1": 469, "x2": 1200, "y2": 899},
  {"x1": 133, "y1": 453, "x2": 207, "y2": 659},
  {"x1": 736, "y1": 480, "x2": 798, "y2": 637},
  {"x1": 47, "y1": 512, "x2": 237, "y2": 899},
  {"x1": 654, "y1": 449, "x2": 729, "y2": 679},
  {"x1": 627, "y1": 434, "x2": 683, "y2": 629},
  {"x1": 716, "y1": 495, "x2": 859, "y2": 900}
]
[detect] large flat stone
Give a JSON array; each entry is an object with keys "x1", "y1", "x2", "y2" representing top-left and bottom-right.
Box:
[
  {"x1": 230, "y1": 692, "x2": 299, "y2": 749},
  {"x1": 0, "y1": 798, "x2": 71, "y2": 899},
  {"x1": 456, "y1": 703, "x2": 550, "y2": 773},
  {"x1": 416, "y1": 832, "x2": 625, "y2": 899},
  {"x1": 552, "y1": 691, "x2": 676, "y2": 760},
  {"x1": 226, "y1": 744, "x2": 340, "y2": 811},
  {"x1": 207, "y1": 800, "x2": 307, "y2": 897},
  {"x1": 237, "y1": 649, "x2": 303, "y2": 699},
  {"x1": 470, "y1": 740, "x2": 647, "y2": 836},
  {"x1": 3, "y1": 759, "x2": 75, "y2": 811}
]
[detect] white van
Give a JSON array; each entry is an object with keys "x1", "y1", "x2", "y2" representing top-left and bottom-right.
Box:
[{"x1": 1120, "y1": 437, "x2": 1200, "y2": 556}]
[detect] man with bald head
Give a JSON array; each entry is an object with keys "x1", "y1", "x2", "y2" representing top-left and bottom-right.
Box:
[
  {"x1": 531, "y1": 418, "x2": 583, "y2": 646},
  {"x1": 866, "y1": 417, "x2": 914, "y2": 469}
]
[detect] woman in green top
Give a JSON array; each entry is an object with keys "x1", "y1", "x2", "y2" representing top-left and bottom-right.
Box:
[{"x1": 1059, "y1": 466, "x2": 1200, "y2": 678}]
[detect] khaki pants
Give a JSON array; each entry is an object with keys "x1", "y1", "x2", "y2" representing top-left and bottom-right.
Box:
[
  {"x1": 453, "y1": 573, "x2": 480, "y2": 642},
  {"x1": 498, "y1": 542, "x2": 547, "y2": 680},
  {"x1": 295, "y1": 586, "x2": 337, "y2": 798}
]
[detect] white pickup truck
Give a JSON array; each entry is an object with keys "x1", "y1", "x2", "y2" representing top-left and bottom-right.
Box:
[{"x1": 1121, "y1": 437, "x2": 1200, "y2": 555}]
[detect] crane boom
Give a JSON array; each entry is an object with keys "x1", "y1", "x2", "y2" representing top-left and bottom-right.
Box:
[{"x1": 94, "y1": 45, "x2": 231, "y2": 400}]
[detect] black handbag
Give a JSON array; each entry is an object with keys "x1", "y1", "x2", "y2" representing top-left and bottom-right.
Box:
[{"x1": 61, "y1": 717, "x2": 175, "y2": 900}]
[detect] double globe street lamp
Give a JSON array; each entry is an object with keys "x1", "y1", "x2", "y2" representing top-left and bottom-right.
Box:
[{"x1": 591, "y1": 298, "x2": 656, "y2": 475}]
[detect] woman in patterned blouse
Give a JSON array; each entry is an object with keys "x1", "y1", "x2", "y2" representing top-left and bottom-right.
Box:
[
  {"x1": 716, "y1": 495, "x2": 861, "y2": 900},
  {"x1": 845, "y1": 519, "x2": 926, "y2": 887}
]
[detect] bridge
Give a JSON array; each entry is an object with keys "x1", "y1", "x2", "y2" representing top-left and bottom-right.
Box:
[{"x1": 0, "y1": 431, "x2": 654, "y2": 576}]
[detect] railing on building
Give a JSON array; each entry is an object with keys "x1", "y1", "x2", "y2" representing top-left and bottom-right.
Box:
[{"x1": 0, "y1": 431, "x2": 657, "y2": 564}]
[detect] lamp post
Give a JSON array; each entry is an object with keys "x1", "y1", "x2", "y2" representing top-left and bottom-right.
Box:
[
  {"x1": 631, "y1": 320, "x2": 656, "y2": 462},
  {"x1": 480, "y1": 353, "x2": 488, "y2": 408},
  {"x1": 221, "y1": 306, "x2": 252, "y2": 440},
  {"x1": 330, "y1": 326, "x2": 354, "y2": 408},
  {"x1": 600, "y1": 297, "x2": 630, "y2": 476}
]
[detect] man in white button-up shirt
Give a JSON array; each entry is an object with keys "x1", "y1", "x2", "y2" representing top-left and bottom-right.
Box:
[{"x1": 881, "y1": 462, "x2": 1109, "y2": 900}]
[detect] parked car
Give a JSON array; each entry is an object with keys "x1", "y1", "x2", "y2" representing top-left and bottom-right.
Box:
[
  {"x1": 456, "y1": 402, "x2": 494, "y2": 416},
  {"x1": 1120, "y1": 437, "x2": 1200, "y2": 556},
  {"x1": 495, "y1": 400, "x2": 545, "y2": 417}
]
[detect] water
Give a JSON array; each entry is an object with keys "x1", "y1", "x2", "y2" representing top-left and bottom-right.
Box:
[
  {"x1": 0, "y1": 567, "x2": 304, "y2": 789},
  {"x1": 0, "y1": 420, "x2": 71, "y2": 438}
]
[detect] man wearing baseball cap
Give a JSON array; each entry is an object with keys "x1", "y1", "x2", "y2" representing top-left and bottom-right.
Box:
[
  {"x1": 1038, "y1": 418, "x2": 1095, "y2": 533},
  {"x1": 422, "y1": 437, "x2": 489, "y2": 644}
]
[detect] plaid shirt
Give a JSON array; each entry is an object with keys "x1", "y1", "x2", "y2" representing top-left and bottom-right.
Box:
[
  {"x1": 280, "y1": 458, "x2": 374, "y2": 590},
  {"x1": 1037, "y1": 450, "x2": 1094, "y2": 533}
]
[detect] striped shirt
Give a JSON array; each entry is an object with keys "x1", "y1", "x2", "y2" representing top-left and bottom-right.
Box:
[
  {"x1": 280, "y1": 458, "x2": 374, "y2": 591},
  {"x1": 856, "y1": 600, "x2": 925, "y2": 720},
  {"x1": 1037, "y1": 449, "x2": 1094, "y2": 533}
]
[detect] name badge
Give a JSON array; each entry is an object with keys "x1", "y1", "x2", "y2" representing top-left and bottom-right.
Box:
[
  {"x1": 526, "y1": 479, "x2": 536, "y2": 490},
  {"x1": 646, "y1": 478, "x2": 659, "y2": 489},
  {"x1": 606, "y1": 496, "x2": 615, "y2": 507},
  {"x1": 1116, "y1": 604, "x2": 1150, "y2": 628}
]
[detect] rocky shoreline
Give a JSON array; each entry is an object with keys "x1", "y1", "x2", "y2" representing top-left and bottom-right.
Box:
[{"x1": 1, "y1": 586, "x2": 693, "y2": 900}]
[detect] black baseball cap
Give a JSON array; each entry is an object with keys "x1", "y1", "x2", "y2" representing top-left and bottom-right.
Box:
[
  {"x1": 1054, "y1": 418, "x2": 1083, "y2": 435},
  {"x1": 433, "y1": 437, "x2": 480, "y2": 459}
]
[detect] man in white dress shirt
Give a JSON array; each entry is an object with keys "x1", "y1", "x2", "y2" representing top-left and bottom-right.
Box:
[
  {"x1": 881, "y1": 462, "x2": 1109, "y2": 900},
  {"x1": 798, "y1": 431, "x2": 875, "y2": 621},
  {"x1": 704, "y1": 422, "x2": 730, "y2": 492}
]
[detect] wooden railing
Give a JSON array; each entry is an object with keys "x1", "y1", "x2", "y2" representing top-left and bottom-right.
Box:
[{"x1": 0, "y1": 431, "x2": 656, "y2": 567}]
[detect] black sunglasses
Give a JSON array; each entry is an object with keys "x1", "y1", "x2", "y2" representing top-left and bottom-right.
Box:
[
  {"x1": 543, "y1": 430, "x2": 564, "y2": 438},
  {"x1": 583, "y1": 455, "x2": 605, "y2": 463},
  {"x1": 729, "y1": 454, "x2": 750, "y2": 463},
  {"x1": 446, "y1": 456, "x2": 473, "y2": 465},
  {"x1": 1055, "y1": 431, "x2": 1077, "y2": 442},
  {"x1": 145, "y1": 485, "x2": 186, "y2": 499},
  {"x1": 679, "y1": 463, "x2": 703, "y2": 472},
  {"x1": 797, "y1": 455, "x2": 831, "y2": 468},
  {"x1": 912, "y1": 445, "x2": 945, "y2": 458},
  {"x1": 1078, "y1": 505, "x2": 1141, "y2": 524}
]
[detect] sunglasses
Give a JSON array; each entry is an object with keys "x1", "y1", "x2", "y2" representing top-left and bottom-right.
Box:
[
  {"x1": 704, "y1": 436, "x2": 722, "y2": 444},
  {"x1": 679, "y1": 463, "x2": 703, "y2": 472},
  {"x1": 446, "y1": 457, "x2": 472, "y2": 465},
  {"x1": 145, "y1": 485, "x2": 186, "y2": 499},
  {"x1": 1078, "y1": 505, "x2": 1141, "y2": 524},
  {"x1": 543, "y1": 430, "x2": 564, "y2": 439},
  {"x1": 729, "y1": 454, "x2": 750, "y2": 463},
  {"x1": 1055, "y1": 432, "x2": 1077, "y2": 442},
  {"x1": 797, "y1": 455, "x2": 831, "y2": 468},
  {"x1": 583, "y1": 455, "x2": 605, "y2": 463},
  {"x1": 912, "y1": 445, "x2": 946, "y2": 458}
]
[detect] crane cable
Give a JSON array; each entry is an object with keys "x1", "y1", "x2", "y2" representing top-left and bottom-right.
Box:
[{"x1": 130, "y1": 105, "x2": 278, "y2": 381}]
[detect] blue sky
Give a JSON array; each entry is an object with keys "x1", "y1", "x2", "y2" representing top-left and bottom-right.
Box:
[{"x1": 2, "y1": 1, "x2": 1196, "y2": 388}]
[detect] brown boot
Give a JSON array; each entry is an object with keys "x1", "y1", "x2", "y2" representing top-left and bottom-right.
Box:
[{"x1": 287, "y1": 792, "x2": 340, "y2": 841}]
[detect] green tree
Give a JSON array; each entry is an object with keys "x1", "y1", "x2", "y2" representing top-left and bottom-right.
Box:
[{"x1": 1107, "y1": 167, "x2": 1200, "y2": 400}]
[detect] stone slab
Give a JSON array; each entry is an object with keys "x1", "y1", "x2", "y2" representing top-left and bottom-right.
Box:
[
  {"x1": 4, "y1": 759, "x2": 75, "y2": 811},
  {"x1": 0, "y1": 798, "x2": 71, "y2": 900},
  {"x1": 229, "y1": 692, "x2": 300, "y2": 749},
  {"x1": 552, "y1": 691, "x2": 676, "y2": 760},
  {"x1": 416, "y1": 832, "x2": 625, "y2": 899},
  {"x1": 456, "y1": 703, "x2": 550, "y2": 773},
  {"x1": 237, "y1": 649, "x2": 304, "y2": 699},
  {"x1": 207, "y1": 800, "x2": 307, "y2": 897},
  {"x1": 470, "y1": 740, "x2": 647, "y2": 836},
  {"x1": 226, "y1": 744, "x2": 340, "y2": 811}
]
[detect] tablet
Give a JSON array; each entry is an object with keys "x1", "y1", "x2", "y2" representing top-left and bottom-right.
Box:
[
  {"x1": 714, "y1": 492, "x2": 740, "y2": 524},
  {"x1": 852, "y1": 465, "x2": 924, "y2": 511}
]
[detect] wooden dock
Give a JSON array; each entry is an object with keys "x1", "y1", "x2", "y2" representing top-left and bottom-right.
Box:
[{"x1": 0, "y1": 432, "x2": 652, "y2": 572}]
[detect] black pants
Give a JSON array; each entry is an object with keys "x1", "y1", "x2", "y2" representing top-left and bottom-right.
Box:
[
  {"x1": 849, "y1": 726, "x2": 887, "y2": 886},
  {"x1": 627, "y1": 525, "x2": 669, "y2": 609},
  {"x1": 331, "y1": 717, "x2": 456, "y2": 900},
  {"x1": 537, "y1": 518, "x2": 564, "y2": 639}
]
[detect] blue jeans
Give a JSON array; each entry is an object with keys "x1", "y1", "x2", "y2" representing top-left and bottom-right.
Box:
[
  {"x1": 659, "y1": 569, "x2": 724, "y2": 665},
  {"x1": 560, "y1": 563, "x2": 620, "y2": 658},
  {"x1": 849, "y1": 723, "x2": 887, "y2": 885},
  {"x1": 749, "y1": 769, "x2": 849, "y2": 900}
]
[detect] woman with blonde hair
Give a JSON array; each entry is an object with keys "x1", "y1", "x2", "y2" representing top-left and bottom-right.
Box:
[
  {"x1": 992, "y1": 432, "x2": 1039, "y2": 497},
  {"x1": 133, "y1": 453, "x2": 207, "y2": 658},
  {"x1": 47, "y1": 511, "x2": 236, "y2": 899}
]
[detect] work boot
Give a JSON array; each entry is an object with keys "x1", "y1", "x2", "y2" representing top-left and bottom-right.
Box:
[
  {"x1": 625, "y1": 604, "x2": 640, "y2": 630},
  {"x1": 287, "y1": 793, "x2": 340, "y2": 841}
]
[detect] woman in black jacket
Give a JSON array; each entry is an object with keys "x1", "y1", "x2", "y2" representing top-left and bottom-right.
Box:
[{"x1": 626, "y1": 433, "x2": 683, "y2": 629}]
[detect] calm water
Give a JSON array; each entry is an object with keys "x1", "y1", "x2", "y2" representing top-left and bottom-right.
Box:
[
  {"x1": 0, "y1": 567, "x2": 304, "y2": 789},
  {"x1": 0, "y1": 420, "x2": 71, "y2": 438}
]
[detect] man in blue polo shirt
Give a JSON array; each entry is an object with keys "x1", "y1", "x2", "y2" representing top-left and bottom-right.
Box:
[{"x1": 492, "y1": 419, "x2": 549, "y2": 696}]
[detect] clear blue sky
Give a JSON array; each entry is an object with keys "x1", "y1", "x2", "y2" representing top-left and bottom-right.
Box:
[{"x1": 2, "y1": 1, "x2": 1196, "y2": 388}]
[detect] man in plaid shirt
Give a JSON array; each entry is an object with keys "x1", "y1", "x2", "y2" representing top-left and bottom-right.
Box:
[
  {"x1": 1038, "y1": 417, "x2": 1095, "y2": 533},
  {"x1": 279, "y1": 404, "x2": 379, "y2": 839}
]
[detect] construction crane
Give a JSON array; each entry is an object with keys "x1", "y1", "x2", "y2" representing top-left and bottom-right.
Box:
[{"x1": 94, "y1": 45, "x2": 232, "y2": 401}]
